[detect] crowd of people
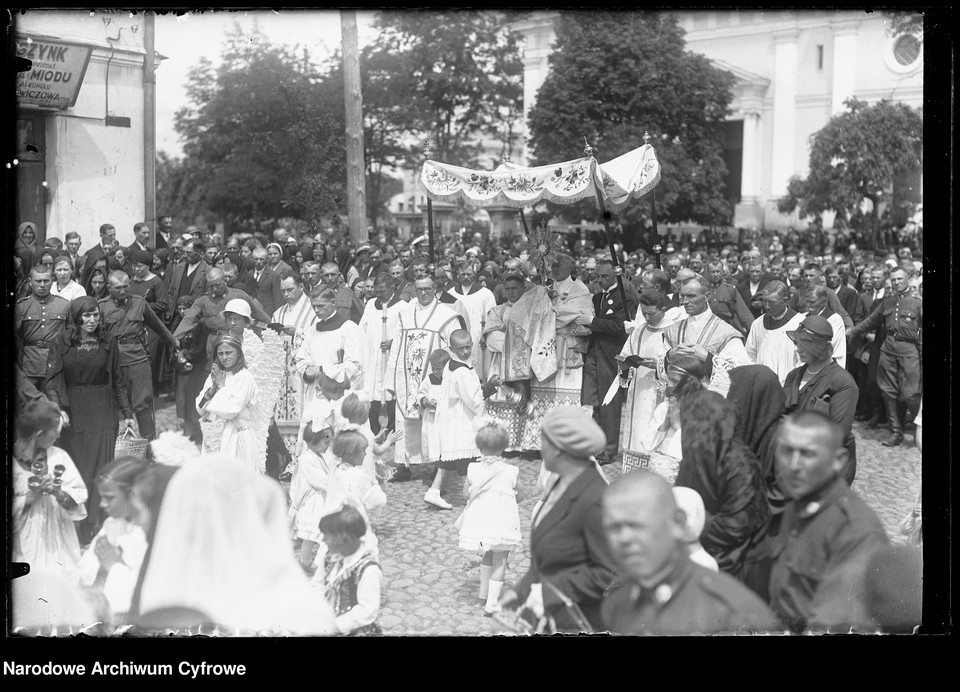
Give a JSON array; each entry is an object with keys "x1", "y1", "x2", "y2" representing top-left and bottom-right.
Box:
[{"x1": 11, "y1": 215, "x2": 923, "y2": 635}]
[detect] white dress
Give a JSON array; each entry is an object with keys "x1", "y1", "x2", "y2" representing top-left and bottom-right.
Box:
[
  {"x1": 455, "y1": 457, "x2": 522, "y2": 552},
  {"x1": 197, "y1": 368, "x2": 260, "y2": 474},
  {"x1": 12, "y1": 446, "x2": 88, "y2": 581},
  {"x1": 289, "y1": 448, "x2": 335, "y2": 542},
  {"x1": 77, "y1": 517, "x2": 148, "y2": 618}
]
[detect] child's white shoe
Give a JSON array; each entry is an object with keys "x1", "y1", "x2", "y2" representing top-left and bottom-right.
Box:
[
  {"x1": 484, "y1": 579, "x2": 504, "y2": 616},
  {"x1": 424, "y1": 489, "x2": 453, "y2": 510}
]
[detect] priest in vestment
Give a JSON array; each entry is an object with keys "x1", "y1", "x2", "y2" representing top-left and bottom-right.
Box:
[
  {"x1": 501, "y1": 253, "x2": 595, "y2": 452},
  {"x1": 385, "y1": 276, "x2": 464, "y2": 479}
]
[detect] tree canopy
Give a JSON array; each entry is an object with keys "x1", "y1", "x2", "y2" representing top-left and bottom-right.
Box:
[
  {"x1": 527, "y1": 11, "x2": 737, "y2": 231},
  {"x1": 171, "y1": 21, "x2": 346, "y2": 229},
  {"x1": 778, "y1": 98, "x2": 922, "y2": 246}
]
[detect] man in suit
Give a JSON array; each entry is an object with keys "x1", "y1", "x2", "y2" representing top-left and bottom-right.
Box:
[
  {"x1": 252, "y1": 246, "x2": 284, "y2": 317},
  {"x1": 223, "y1": 260, "x2": 258, "y2": 298},
  {"x1": 581, "y1": 260, "x2": 639, "y2": 464},
  {"x1": 64, "y1": 231, "x2": 86, "y2": 278},
  {"x1": 736, "y1": 259, "x2": 776, "y2": 319},
  {"x1": 497, "y1": 406, "x2": 617, "y2": 630},
  {"x1": 824, "y1": 264, "x2": 865, "y2": 325},
  {"x1": 80, "y1": 223, "x2": 118, "y2": 287},
  {"x1": 155, "y1": 214, "x2": 173, "y2": 250},
  {"x1": 128, "y1": 222, "x2": 153, "y2": 254},
  {"x1": 164, "y1": 238, "x2": 209, "y2": 322}
]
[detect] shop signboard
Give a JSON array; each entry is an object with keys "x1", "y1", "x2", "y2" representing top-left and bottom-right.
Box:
[{"x1": 15, "y1": 34, "x2": 92, "y2": 109}]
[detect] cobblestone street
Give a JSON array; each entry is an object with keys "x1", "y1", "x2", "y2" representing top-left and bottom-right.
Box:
[{"x1": 155, "y1": 402, "x2": 922, "y2": 636}]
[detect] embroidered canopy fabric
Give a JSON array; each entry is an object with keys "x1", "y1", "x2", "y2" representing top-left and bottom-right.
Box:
[{"x1": 419, "y1": 144, "x2": 661, "y2": 212}]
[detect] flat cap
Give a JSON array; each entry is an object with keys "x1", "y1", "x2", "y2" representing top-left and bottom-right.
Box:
[{"x1": 540, "y1": 405, "x2": 606, "y2": 458}]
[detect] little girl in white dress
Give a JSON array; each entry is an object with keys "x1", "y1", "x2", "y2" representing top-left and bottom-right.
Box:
[{"x1": 455, "y1": 420, "x2": 526, "y2": 615}]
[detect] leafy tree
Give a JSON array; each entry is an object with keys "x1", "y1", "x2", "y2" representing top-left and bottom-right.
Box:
[
  {"x1": 371, "y1": 10, "x2": 524, "y2": 166},
  {"x1": 778, "y1": 98, "x2": 922, "y2": 249},
  {"x1": 884, "y1": 10, "x2": 923, "y2": 38},
  {"x1": 527, "y1": 11, "x2": 737, "y2": 235},
  {"x1": 174, "y1": 22, "x2": 346, "y2": 231}
]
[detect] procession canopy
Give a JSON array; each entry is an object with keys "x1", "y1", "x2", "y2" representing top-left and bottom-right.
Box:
[{"x1": 419, "y1": 143, "x2": 661, "y2": 212}]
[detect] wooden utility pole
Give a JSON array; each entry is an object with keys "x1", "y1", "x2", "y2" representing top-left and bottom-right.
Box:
[{"x1": 341, "y1": 10, "x2": 367, "y2": 245}]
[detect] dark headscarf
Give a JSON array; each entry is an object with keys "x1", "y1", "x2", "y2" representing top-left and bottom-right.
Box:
[
  {"x1": 84, "y1": 268, "x2": 109, "y2": 298},
  {"x1": 675, "y1": 390, "x2": 771, "y2": 584},
  {"x1": 726, "y1": 365, "x2": 785, "y2": 484},
  {"x1": 335, "y1": 246, "x2": 353, "y2": 278},
  {"x1": 70, "y1": 295, "x2": 100, "y2": 324},
  {"x1": 16, "y1": 222, "x2": 38, "y2": 272}
]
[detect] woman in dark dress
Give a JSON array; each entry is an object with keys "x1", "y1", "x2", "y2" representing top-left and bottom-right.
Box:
[
  {"x1": 43, "y1": 296, "x2": 136, "y2": 543},
  {"x1": 84, "y1": 261, "x2": 110, "y2": 298},
  {"x1": 675, "y1": 389, "x2": 772, "y2": 600},
  {"x1": 129, "y1": 249, "x2": 170, "y2": 399},
  {"x1": 170, "y1": 295, "x2": 209, "y2": 445}
]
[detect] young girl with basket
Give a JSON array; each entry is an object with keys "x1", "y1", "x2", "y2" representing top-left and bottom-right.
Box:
[{"x1": 455, "y1": 419, "x2": 526, "y2": 615}]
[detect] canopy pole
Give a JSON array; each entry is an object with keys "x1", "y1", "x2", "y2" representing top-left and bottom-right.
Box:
[
  {"x1": 518, "y1": 209, "x2": 530, "y2": 236},
  {"x1": 644, "y1": 132, "x2": 663, "y2": 270},
  {"x1": 584, "y1": 139, "x2": 633, "y2": 321},
  {"x1": 423, "y1": 140, "x2": 436, "y2": 266}
]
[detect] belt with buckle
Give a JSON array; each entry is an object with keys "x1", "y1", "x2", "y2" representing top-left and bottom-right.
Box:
[
  {"x1": 893, "y1": 334, "x2": 916, "y2": 343},
  {"x1": 117, "y1": 336, "x2": 143, "y2": 344},
  {"x1": 32, "y1": 340, "x2": 50, "y2": 348}
]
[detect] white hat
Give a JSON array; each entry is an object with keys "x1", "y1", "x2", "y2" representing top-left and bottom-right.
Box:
[
  {"x1": 672, "y1": 486, "x2": 706, "y2": 540},
  {"x1": 219, "y1": 298, "x2": 252, "y2": 321}
]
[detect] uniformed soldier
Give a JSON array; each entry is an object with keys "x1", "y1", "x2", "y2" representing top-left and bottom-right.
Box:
[
  {"x1": 846, "y1": 263, "x2": 921, "y2": 446},
  {"x1": 769, "y1": 412, "x2": 888, "y2": 632},
  {"x1": 15, "y1": 265, "x2": 71, "y2": 412},
  {"x1": 705, "y1": 259, "x2": 755, "y2": 336},
  {"x1": 601, "y1": 470, "x2": 781, "y2": 634},
  {"x1": 99, "y1": 270, "x2": 180, "y2": 441}
]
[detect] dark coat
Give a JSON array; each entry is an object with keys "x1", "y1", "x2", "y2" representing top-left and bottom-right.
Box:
[
  {"x1": 164, "y1": 260, "x2": 210, "y2": 321},
  {"x1": 736, "y1": 272, "x2": 778, "y2": 319},
  {"x1": 254, "y1": 265, "x2": 284, "y2": 318},
  {"x1": 836, "y1": 284, "x2": 865, "y2": 325},
  {"x1": 581, "y1": 283, "x2": 639, "y2": 408},
  {"x1": 515, "y1": 467, "x2": 617, "y2": 630}
]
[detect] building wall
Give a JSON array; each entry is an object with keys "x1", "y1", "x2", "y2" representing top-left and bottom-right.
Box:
[
  {"x1": 511, "y1": 10, "x2": 923, "y2": 231},
  {"x1": 17, "y1": 10, "x2": 148, "y2": 251}
]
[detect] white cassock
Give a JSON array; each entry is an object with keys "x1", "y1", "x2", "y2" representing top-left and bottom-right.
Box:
[
  {"x1": 293, "y1": 313, "x2": 363, "y2": 409},
  {"x1": 447, "y1": 283, "x2": 496, "y2": 374},
  {"x1": 745, "y1": 310, "x2": 804, "y2": 385},
  {"x1": 357, "y1": 295, "x2": 404, "y2": 403}
]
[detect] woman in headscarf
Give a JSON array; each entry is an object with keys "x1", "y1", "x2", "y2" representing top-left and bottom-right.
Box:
[
  {"x1": 675, "y1": 389, "x2": 772, "y2": 599},
  {"x1": 16, "y1": 221, "x2": 39, "y2": 273},
  {"x1": 265, "y1": 242, "x2": 293, "y2": 275},
  {"x1": 43, "y1": 296, "x2": 136, "y2": 543},
  {"x1": 782, "y1": 314, "x2": 859, "y2": 485},
  {"x1": 37, "y1": 246, "x2": 58, "y2": 270},
  {"x1": 726, "y1": 364, "x2": 787, "y2": 524},
  {"x1": 196, "y1": 332, "x2": 259, "y2": 472},
  {"x1": 499, "y1": 406, "x2": 617, "y2": 632},
  {"x1": 134, "y1": 455, "x2": 337, "y2": 634}
]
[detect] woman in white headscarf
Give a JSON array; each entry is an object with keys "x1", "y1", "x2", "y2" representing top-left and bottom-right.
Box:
[{"x1": 136, "y1": 455, "x2": 337, "y2": 635}]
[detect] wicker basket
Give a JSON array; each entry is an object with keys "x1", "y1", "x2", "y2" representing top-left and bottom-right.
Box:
[{"x1": 115, "y1": 427, "x2": 150, "y2": 459}]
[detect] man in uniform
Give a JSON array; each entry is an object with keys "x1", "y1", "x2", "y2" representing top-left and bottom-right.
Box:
[
  {"x1": 581, "y1": 259, "x2": 638, "y2": 463},
  {"x1": 601, "y1": 469, "x2": 781, "y2": 635},
  {"x1": 768, "y1": 412, "x2": 888, "y2": 632},
  {"x1": 100, "y1": 270, "x2": 180, "y2": 440},
  {"x1": 172, "y1": 266, "x2": 272, "y2": 362},
  {"x1": 15, "y1": 266, "x2": 71, "y2": 410},
  {"x1": 705, "y1": 259, "x2": 754, "y2": 337},
  {"x1": 846, "y1": 264, "x2": 922, "y2": 446}
]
